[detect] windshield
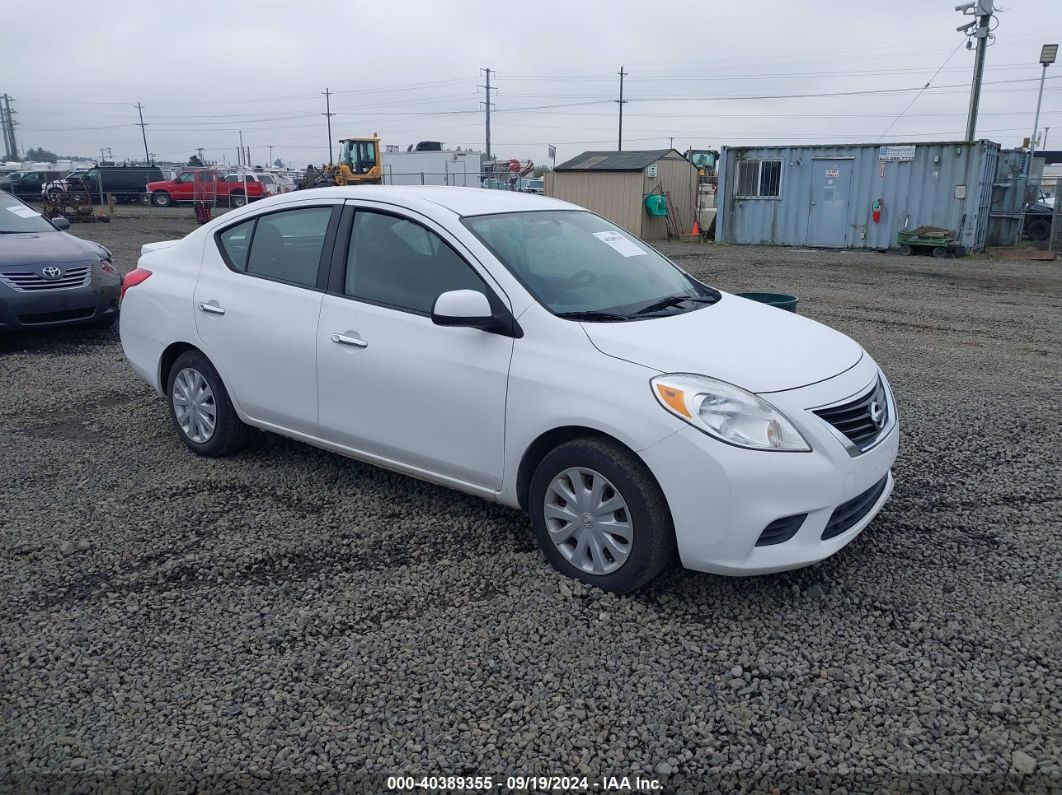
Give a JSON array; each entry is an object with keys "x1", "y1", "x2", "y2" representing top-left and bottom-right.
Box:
[
  {"x1": 0, "y1": 192, "x2": 58, "y2": 233},
  {"x1": 462, "y1": 210, "x2": 718, "y2": 319}
]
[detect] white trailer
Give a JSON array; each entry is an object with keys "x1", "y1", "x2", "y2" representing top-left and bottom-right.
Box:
[{"x1": 381, "y1": 150, "x2": 483, "y2": 188}]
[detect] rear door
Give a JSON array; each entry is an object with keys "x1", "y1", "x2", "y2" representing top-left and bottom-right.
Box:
[{"x1": 194, "y1": 200, "x2": 341, "y2": 434}]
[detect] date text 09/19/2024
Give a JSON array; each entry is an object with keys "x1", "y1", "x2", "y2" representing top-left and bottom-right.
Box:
[{"x1": 385, "y1": 775, "x2": 663, "y2": 791}]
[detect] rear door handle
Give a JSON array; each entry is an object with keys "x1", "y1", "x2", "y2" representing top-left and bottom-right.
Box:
[
  {"x1": 198, "y1": 302, "x2": 225, "y2": 315},
  {"x1": 331, "y1": 333, "x2": 368, "y2": 348}
]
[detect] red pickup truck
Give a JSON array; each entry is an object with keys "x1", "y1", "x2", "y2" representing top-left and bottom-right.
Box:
[{"x1": 146, "y1": 168, "x2": 269, "y2": 208}]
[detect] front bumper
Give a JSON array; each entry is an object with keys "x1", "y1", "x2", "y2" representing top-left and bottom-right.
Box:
[
  {"x1": 0, "y1": 280, "x2": 120, "y2": 331},
  {"x1": 639, "y1": 354, "x2": 899, "y2": 575}
]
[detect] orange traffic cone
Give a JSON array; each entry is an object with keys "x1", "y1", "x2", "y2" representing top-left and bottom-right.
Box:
[{"x1": 691, "y1": 219, "x2": 701, "y2": 237}]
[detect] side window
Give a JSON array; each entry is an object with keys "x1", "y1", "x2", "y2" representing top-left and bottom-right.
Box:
[
  {"x1": 176, "y1": 172, "x2": 195, "y2": 184},
  {"x1": 245, "y1": 207, "x2": 333, "y2": 288},
  {"x1": 345, "y1": 211, "x2": 486, "y2": 314},
  {"x1": 218, "y1": 219, "x2": 255, "y2": 271}
]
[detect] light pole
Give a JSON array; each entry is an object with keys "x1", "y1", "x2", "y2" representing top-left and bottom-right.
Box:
[{"x1": 1027, "y1": 43, "x2": 1058, "y2": 185}]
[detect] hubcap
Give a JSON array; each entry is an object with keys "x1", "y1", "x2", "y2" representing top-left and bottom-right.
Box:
[
  {"x1": 543, "y1": 467, "x2": 633, "y2": 575},
  {"x1": 172, "y1": 367, "x2": 217, "y2": 444}
]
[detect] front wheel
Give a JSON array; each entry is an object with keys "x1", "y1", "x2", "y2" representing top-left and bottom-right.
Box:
[
  {"x1": 151, "y1": 191, "x2": 172, "y2": 207},
  {"x1": 529, "y1": 437, "x2": 675, "y2": 593},
  {"x1": 166, "y1": 350, "x2": 254, "y2": 457},
  {"x1": 229, "y1": 192, "x2": 246, "y2": 208}
]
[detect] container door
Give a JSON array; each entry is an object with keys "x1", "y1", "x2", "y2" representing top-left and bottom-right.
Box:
[{"x1": 806, "y1": 159, "x2": 852, "y2": 247}]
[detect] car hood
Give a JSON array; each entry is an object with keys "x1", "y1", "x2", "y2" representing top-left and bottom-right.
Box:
[
  {"x1": 581, "y1": 292, "x2": 863, "y2": 393},
  {"x1": 0, "y1": 231, "x2": 103, "y2": 266}
]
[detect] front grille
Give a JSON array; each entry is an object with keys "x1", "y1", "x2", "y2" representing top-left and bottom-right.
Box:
[
  {"x1": 756, "y1": 513, "x2": 807, "y2": 547},
  {"x1": 821, "y1": 474, "x2": 889, "y2": 540},
  {"x1": 813, "y1": 379, "x2": 889, "y2": 451},
  {"x1": 17, "y1": 308, "x2": 95, "y2": 324},
  {"x1": 0, "y1": 264, "x2": 92, "y2": 292}
]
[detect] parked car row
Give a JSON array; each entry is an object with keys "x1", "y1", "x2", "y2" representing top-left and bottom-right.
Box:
[
  {"x1": 146, "y1": 169, "x2": 295, "y2": 208},
  {"x1": 2, "y1": 165, "x2": 296, "y2": 208}
]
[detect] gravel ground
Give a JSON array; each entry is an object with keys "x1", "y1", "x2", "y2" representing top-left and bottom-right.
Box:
[{"x1": 1, "y1": 216, "x2": 1060, "y2": 794}]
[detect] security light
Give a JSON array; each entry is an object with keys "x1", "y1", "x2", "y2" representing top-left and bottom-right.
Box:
[{"x1": 1040, "y1": 44, "x2": 1058, "y2": 66}]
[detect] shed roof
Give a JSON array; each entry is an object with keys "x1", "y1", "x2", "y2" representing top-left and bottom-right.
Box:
[{"x1": 555, "y1": 149, "x2": 680, "y2": 171}]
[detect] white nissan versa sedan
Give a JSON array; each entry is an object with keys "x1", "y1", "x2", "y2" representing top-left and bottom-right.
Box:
[{"x1": 120, "y1": 186, "x2": 898, "y2": 592}]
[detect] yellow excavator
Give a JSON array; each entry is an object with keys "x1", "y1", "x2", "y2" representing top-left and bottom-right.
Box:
[{"x1": 298, "y1": 135, "x2": 382, "y2": 189}]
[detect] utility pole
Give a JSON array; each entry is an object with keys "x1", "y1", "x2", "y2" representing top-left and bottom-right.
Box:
[
  {"x1": 616, "y1": 66, "x2": 628, "y2": 151},
  {"x1": 135, "y1": 102, "x2": 150, "y2": 163},
  {"x1": 958, "y1": 1, "x2": 994, "y2": 141},
  {"x1": 238, "y1": 131, "x2": 245, "y2": 168},
  {"x1": 1, "y1": 94, "x2": 19, "y2": 160},
  {"x1": 268, "y1": 145, "x2": 273, "y2": 166},
  {"x1": 669, "y1": 136, "x2": 675, "y2": 149},
  {"x1": 322, "y1": 87, "x2": 335, "y2": 165},
  {"x1": 479, "y1": 68, "x2": 496, "y2": 160}
]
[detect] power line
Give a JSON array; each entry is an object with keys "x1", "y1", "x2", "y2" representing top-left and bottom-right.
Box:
[{"x1": 879, "y1": 38, "x2": 968, "y2": 141}]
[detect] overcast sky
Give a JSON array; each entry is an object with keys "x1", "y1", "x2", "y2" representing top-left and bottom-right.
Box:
[{"x1": 3, "y1": 0, "x2": 1060, "y2": 168}]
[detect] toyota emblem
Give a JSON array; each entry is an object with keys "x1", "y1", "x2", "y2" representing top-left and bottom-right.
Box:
[
  {"x1": 41, "y1": 266, "x2": 63, "y2": 279},
  {"x1": 869, "y1": 400, "x2": 885, "y2": 430}
]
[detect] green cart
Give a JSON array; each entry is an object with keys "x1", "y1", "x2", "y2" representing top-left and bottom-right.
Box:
[{"x1": 897, "y1": 226, "x2": 967, "y2": 258}]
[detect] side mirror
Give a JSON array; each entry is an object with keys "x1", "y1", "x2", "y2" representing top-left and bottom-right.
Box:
[
  {"x1": 431, "y1": 289, "x2": 493, "y2": 328},
  {"x1": 51, "y1": 217, "x2": 71, "y2": 230},
  {"x1": 431, "y1": 289, "x2": 522, "y2": 337}
]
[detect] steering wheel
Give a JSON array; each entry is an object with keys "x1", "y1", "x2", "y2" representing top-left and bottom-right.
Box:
[{"x1": 559, "y1": 269, "x2": 595, "y2": 289}]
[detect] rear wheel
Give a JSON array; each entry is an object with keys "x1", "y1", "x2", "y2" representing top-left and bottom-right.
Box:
[
  {"x1": 229, "y1": 191, "x2": 246, "y2": 208},
  {"x1": 899, "y1": 245, "x2": 913, "y2": 256},
  {"x1": 932, "y1": 246, "x2": 947, "y2": 258},
  {"x1": 166, "y1": 350, "x2": 254, "y2": 457},
  {"x1": 151, "y1": 191, "x2": 172, "y2": 207},
  {"x1": 529, "y1": 437, "x2": 675, "y2": 593},
  {"x1": 1025, "y1": 218, "x2": 1051, "y2": 242}
]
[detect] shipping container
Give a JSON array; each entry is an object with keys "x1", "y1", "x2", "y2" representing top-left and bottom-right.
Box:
[{"x1": 717, "y1": 140, "x2": 1006, "y2": 252}]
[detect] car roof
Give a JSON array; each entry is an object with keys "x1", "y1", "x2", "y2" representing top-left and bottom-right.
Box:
[{"x1": 284, "y1": 185, "x2": 573, "y2": 217}]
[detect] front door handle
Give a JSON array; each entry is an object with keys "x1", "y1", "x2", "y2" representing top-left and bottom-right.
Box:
[
  {"x1": 331, "y1": 333, "x2": 368, "y2": 348},
  {"x1": 198, "y1": 302, "x2": 225, "y2": 315}
]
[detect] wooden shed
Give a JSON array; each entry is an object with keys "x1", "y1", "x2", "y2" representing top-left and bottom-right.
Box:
[{"x1": 544, "y1": 149, "x2": 697, "y2": 241}]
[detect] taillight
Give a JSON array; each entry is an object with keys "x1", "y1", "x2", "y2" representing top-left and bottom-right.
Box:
[{"x1": 120, "y1": 268, "x2": 152, "y2": 302}]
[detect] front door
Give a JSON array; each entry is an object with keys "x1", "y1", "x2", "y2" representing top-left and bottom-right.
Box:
[
  {"x1": 806, "y1": 159, "x2": 852, "y2": 247},
  {"x1": 316, "y1": 206, "x2": 512, "y2": 490},
  {"x1": 194, "y1": 202, "x2": 338, "y2": 434}
]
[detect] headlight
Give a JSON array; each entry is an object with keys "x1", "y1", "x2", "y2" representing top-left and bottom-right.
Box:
[{"x1": 651, "y1": 373, "x2": 811, "y2": 452}]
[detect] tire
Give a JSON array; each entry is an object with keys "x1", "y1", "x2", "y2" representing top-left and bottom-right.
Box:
[
  {"x1": 1025, "y1": 218, "x2": 1051, "y2": 242},
  {"x1": 528, "y1": 437, "x2": 675, "y2": 593},
  {"x1": 899, "y1": 245, "x2": 913, "y2": 256},
  {"x1": 166, "y1": 350, "x2": 254, "y2": 457},
  {"x1": 151, "y1": 191, "x2": 172, "y2": 207},
  {"x1": 229, "y1": 192, "x2": 246, "y2": 208},
  {"x1": 932, "y1": 246, "x2": 947, "y2": 259}
]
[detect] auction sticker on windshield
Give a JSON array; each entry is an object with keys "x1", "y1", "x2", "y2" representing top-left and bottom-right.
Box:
[
  {"x1": 593, "y1": 230, "x2": 645, "y2": 257},
  {"x1": 6, "y1": 206, "x2": 39, "y2": 218}
]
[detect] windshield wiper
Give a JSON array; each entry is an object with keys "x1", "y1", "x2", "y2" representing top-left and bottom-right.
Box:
[
  {"x1": 555, "y1": 310, "x2": 632, "y2": 322},
  {"x1": 634, "y1": 293, "x2": 717, "y2": 315}
]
